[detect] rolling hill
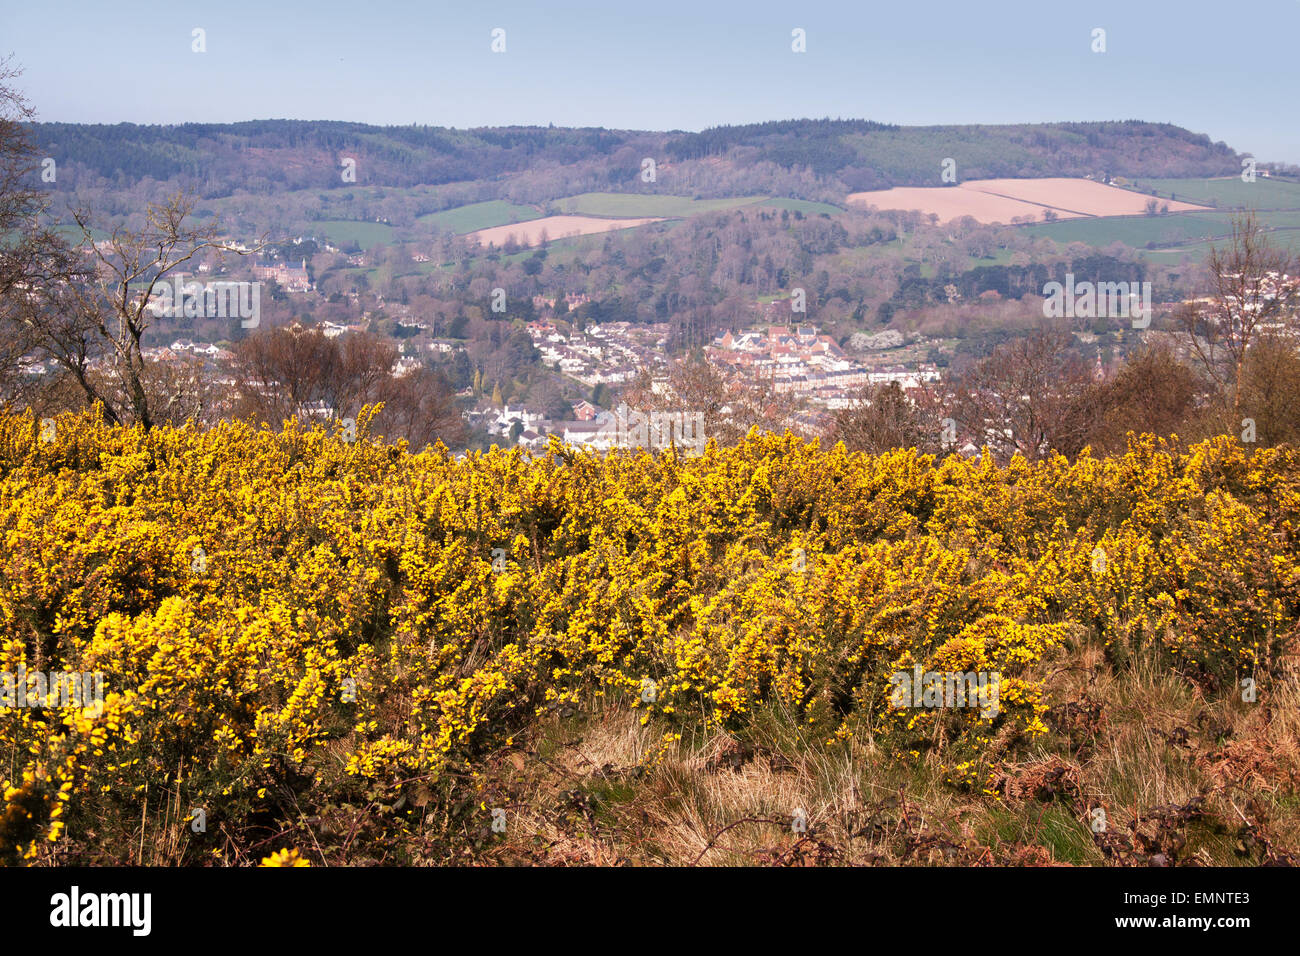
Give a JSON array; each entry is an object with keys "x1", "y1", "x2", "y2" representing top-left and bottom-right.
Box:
[{"x1": 29, "y1": 118, "x2": 1243, "y2": 199}]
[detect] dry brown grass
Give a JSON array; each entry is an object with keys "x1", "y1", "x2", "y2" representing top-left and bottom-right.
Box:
[{"x1": 464, "y1": 630, "x2": 1300, "y2": 867}]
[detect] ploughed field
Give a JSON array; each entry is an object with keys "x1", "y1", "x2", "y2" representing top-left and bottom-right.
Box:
[
  {"x1": 466, "y1": 214, "x2": 666, "y2": 248},
  {"x1": 848, "y1": 178, "x2": 1212, "y2": 224}
]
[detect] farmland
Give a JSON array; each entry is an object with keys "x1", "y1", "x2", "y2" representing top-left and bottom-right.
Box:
[
  {"x1": 1139, "y1": 230, "x2": 1300, "y2": 264},
  {"x1": 1023, "y1": 177, "x2": 1300, "y2": 254},
  {"x1": 1123, "y1": 176, "x2": 1300, "y2": 210},
  {"x1": 1022, "y1": 212, "x2": 1241, "y2": 247},
  {"x1": 849, "y1": 184, "x2": 1074, "y2": 224},
  {"x1": 306, "y1": 219, "x2": 396, "y2": 249},
  {"x1": 417, "y1": 200, "x2": 543, "y2": 234},
  {"x1": 848, "y1": 178, "x2": 1210, "y2": 225},
  {"x1": 553, "y1": 192, "x2": 768, "y2": 218},
  {"x1": 466, "y1": 214, "x2": 666, "y2": 247},
  {"x1": 760, "y1": 197, "x2": 845, "y2": 216},
  {"x1": 971, "y1": 178, "x2": 1208, "y2": 217}
]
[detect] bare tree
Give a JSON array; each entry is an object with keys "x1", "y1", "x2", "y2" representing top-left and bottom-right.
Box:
[
  {"x1": 373, "y1": 367, "x2": 468, "y2": 450},
  {"x1": 231, "y1": 325, "x2": 466, "y2": 449},
  {"x1": 330, "y1": 330, "x2": 399, "y2": 419},
  {"x1": 231, "y1": 325, "x2": 349, "y2": 424},
  {"x1": 1239, "y1": 337, "x2": 1300, "y2": 448},
  {"x1": 951, "y1": 328, "x2": 1101, "y2": 460},
  {"x1": 0, "y1": 60, "x2": 81, "y2": 410},
  {"x1": 828, "y1": 380, "x2": 943, "y2": 455},
  {"x1": 46, "y1": 193, "x2": 261, "y2": 427},
  {"x1": 7, "y1": 180, "x2": 262, "y2": 426},
  {"x1": 1084, "y1": 342, "x2": 1201, "y2": 453},
  {"x1": 1175, "y1": 212, "x2": 1299, "y2": 423},
  {"x1": 621, "y1": 356, "x2": 804, "y2": 446}
]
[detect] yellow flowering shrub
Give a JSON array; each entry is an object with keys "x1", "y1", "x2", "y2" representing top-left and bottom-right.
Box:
[
  {"x1": 260, "y1": 847, "x2": 309, "y2": 867},
  {"x1": 0, "y1": 410, "x2": 1295, "y2": 863}
]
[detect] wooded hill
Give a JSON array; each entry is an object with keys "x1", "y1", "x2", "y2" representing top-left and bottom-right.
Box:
[{"x1": 29, "y1": 118, "x2": 1242, "y2": 197}]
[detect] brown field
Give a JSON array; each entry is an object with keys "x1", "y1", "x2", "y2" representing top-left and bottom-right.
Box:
[
  {"x1": 966, "y1": 178, "x2": 1209, "y2": 217},
  {"x1": 846, "y1": 185, "x2": 1074, "y2": 225},
  {"x1": 847, "y1": 177, "x2": 1212, "y2": 225},
  {"x1": 467, "y1": 215, "x2": 664, "y2": 247}
]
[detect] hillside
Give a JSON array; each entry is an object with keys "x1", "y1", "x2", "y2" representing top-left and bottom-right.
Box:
[
  {"x1": 3, "y1": 410, "x2": 1296, "y2": 866},
  {"x1": 664, "y1": 119, "x2": 1242, "y2": 190},
  {"x1": 28, "y1": 120, "x2": 649, "y2": 193},
  {"x1": 29, "y1": 118, "x2": 1242, "y2": 198}
]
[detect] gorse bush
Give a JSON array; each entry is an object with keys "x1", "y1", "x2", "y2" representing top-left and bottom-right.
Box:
[{"x1": 1, "y1": 408, "x2": 1296, "y2": 864}]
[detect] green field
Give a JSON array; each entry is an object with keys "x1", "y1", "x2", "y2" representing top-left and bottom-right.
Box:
[
  {"x1": 1024, "y1": 200, "x2": 1300, "y2": 255},
  {"x1": 554, "y1": 192, "x2": 767, "y2": 218},
  {"x1": 1141, "y1": 229, "x2": 1300, "y2": 264},
  {"x1": 308, "y1": 219, "x2": 396, "y2": 249},
  {"x1": 1122, "y1": 177, "x2": 1300, "y2": 210},
  {"x1": 759, "y1": 198, "x2": 845, "y2": 216},
  {"x1": 1023, "y1": 212, "x2": 1239, "y2": 247},
  {"x1": 417, "y1": 200, "x2": 542, "y2": 234},
  {"x1": 1024, "y1": 176, "x2": 1300, "y2": 256}
]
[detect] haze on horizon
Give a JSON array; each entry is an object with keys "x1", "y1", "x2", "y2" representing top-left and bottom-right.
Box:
[{"x1": 3, "y1": 0, "x2": 1297, "y2": 164}]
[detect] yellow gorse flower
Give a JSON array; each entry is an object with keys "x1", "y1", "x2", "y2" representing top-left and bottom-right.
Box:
[
  {"x1": 259, "y1": 848, "x2": 309, "y2": 867},
  {"x1": 1, "y1": 409, "x2": 1295, "y2": 860}
]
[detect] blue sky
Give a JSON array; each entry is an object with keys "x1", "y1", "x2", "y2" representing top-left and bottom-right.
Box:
[{"x1": 4, "y1": 0, "x2": 1297, "y2": 162}]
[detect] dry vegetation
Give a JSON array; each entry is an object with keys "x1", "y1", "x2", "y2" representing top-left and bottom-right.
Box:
[
  {"x1": 3, "y1": 410, "x2": 1297, "y2": 867},
  {"x1": 449, "y1": 647, "x2": 1300, "y2": 866}
]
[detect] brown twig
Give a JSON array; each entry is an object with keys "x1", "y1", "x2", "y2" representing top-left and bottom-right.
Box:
[{"x1": 690, "y1": 816, "x2": 783, "y2": 867}]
